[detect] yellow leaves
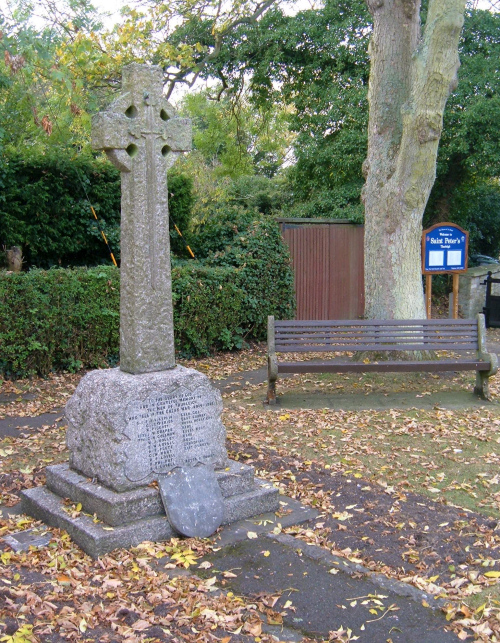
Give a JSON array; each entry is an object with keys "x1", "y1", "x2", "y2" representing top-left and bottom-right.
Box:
[
  {"x1": 169, "y1": 549, "x2": 199, "y2": 568},
  {"x1": 483, "y1": 571, "x2": 500, "y2": 578},
  {"x1": 0, "y1": 624, "x2": 34, "y2": 643},
  {"x1": 1, "y1": 551, "x2": 12, "y2": 565},
  {"x1": 164, "y1": 542, "x2": 199, "y2": 568},
  {"x1": 246, "y1": 531, "x2": 258, "y2": 539},
  {"x1": 331, "y1": 511, "x2": 353, "y2": 521}
]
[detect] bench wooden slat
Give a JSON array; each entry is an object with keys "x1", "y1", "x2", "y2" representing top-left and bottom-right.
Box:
[
  {"x1": 277, "y1": 360, "x2": 491, "y2": 373},
  {"x1": 275, "y1": 319, "x2": 476, "y2": 327},
  {"x1": 276, "y1": 335, "x2": 477, "y2": 347},
  {"x1": 275, "y1": 342, "x2": 478, "y2": 352},
  {"x1": 276, "y1": 329, "x2": 477, "y2": 338},
  {"x1": 266, "y1": 315, "x2": 497, "y2": 404}
]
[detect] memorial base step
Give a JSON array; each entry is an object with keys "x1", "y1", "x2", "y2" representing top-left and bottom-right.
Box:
[
  {"x1": 21, "y1": 461, "x2": 280, "y2": 558},
  {"x1": 45, "y1": 461, "x2": 256, "y2": 527}
]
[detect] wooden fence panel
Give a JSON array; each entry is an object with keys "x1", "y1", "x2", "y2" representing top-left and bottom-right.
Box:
[{"x1": 280, "y1": 220, "x2": 364, "y2": 320}]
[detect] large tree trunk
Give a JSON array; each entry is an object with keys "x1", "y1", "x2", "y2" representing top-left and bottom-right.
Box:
[{"x1": 363, "y1": 0, "x2": 466, "y2": 319}]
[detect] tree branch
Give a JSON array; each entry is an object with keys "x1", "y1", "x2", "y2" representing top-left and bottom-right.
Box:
[{"x1": 164, "y1": 0, "x2": 278, "y2": 98}]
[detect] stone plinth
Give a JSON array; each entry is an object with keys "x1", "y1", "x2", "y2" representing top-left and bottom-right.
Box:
[
  {"x1": 459, "y1": 265, "x2": 500, "y2": 318},
  {"x1": 21, "y1": 462, "x2": 279, "y2": 558},
  {"x1": 66, "y1": 366, "x2": 227, "y2": 492}
]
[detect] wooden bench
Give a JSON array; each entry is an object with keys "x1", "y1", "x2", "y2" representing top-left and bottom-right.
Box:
[{"x1": 266, "y1": 314, "x2": 498, "y2": 404}]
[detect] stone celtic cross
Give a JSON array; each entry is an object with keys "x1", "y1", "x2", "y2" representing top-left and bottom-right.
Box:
[{"x1": 92, "y1": 63, "x2": 191, "y2": 374}]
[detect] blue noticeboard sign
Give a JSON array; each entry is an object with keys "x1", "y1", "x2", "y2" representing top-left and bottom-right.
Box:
[{"x1": 422, "y1": 223, "x2": 468, "y2": 274}]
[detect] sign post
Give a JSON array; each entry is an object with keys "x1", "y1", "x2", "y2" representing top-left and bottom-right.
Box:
[{"x1": 422, "y1": 223, "x2": 469, "y2": 319}]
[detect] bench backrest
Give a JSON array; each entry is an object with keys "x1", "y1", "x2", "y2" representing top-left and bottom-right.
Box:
[{"x1": 271, "y1": 318, "x2": 480, "y2": 353}]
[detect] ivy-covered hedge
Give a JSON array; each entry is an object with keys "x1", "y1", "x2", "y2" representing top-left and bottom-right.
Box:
[{"x1": 0, "y1": 243, "x2": 295, "y2": 376}]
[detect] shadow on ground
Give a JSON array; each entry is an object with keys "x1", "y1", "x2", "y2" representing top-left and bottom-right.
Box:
[{"x1": 270, "y1": 390, "x2": 497, "y2": 411}]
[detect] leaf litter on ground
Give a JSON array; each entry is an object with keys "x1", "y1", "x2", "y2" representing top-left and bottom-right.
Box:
[{"x1": 3, "y1": 340, "x2": 500, "y2": 640}]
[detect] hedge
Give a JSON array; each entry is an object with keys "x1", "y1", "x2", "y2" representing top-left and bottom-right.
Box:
[
  {"x1": 0, "y1": 267, "x2": 120, "y2": 377},
  {"x1": 0, "y1": 151, "x2": 194, "y2": 267},
  {"x1": 0, "y1": 257, "x2": 295, "y2": 377}
]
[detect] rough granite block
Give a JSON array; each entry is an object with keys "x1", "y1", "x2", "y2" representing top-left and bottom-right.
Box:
[
  {"x1": 21, "y1": 486, "x2": 176, "y2": 559},
  {"x1": 21, "y1": 479, "x2": 279, "y2": 558},
  {"x1": 223, "y1": 482, "x2": 279, "y2": 524},
  {"x1": 66, "y1": 366, "x2": 228, "y2": 493}
]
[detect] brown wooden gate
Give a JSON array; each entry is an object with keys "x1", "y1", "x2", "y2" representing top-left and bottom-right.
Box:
[{"x1": 279, "y1": 218, "x2": 364, "y2": 320}]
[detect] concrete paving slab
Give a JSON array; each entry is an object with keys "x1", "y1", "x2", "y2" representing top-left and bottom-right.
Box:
[
  {"x1": 203, "y1": 535, "x2": 458, "y2": 642},
  {"x1": 0, "y1": 410, "x2": 65, "y2": 438}
]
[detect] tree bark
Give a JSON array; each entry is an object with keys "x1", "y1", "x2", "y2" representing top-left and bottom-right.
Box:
[
  {"x1": 5, "y1": 246, "x2": 23, "y2": 272},
  {"x1": 363, "y1": 0, "x2": 466, "y2": 319}
]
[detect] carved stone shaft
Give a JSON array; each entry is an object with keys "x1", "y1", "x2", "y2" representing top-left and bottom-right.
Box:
[{"x1": 92, "y1": 63, "x2": 192, "y2": 374}]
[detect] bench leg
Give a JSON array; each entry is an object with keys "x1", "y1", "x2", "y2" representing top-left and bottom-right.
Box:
[
  {"x1": 266, "y1": 378, "x2": 277, "y2": 405},
  {"x1": 266, "y1": 353, "x2": 278, "y2": 405},
  {"x1": 475, "y1": 371, "x2": 491, "y2": 400}
]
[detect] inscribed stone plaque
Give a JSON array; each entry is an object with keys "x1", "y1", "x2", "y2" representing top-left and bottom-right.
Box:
[
  {"x1": 66, "y1": 366, "x2": 228, "y2": 493},
  {"x1": 124, "y1": 383, "x2": 223, "y2": 481},
  {"x1": 158, "y1": 465, "x2": 224, "y2": 538}
]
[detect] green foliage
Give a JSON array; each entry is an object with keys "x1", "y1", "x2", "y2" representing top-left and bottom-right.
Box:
[
  {"x1": 0, "y1": 217, "x2": 295, "y2": 374},
  {"x1": 227, "y1": 175, "x2": 286, "y2": 215},
  {"x1": 193, "y1": 0, "x2": 370, "y2": 220},
  {"x1": 180, "y1": 91, "x2": 292, "y2": 180},
  {"x1": 445, "y1": 181, "x2": 500, "y2": 258},
  {"x1": 191, "y1": 204, "x2": 258, "y2": 258},
  {"x1": 0, "y1": 152, "x2": 195, "y2": 267},
  {"x1": 172, "y1": 263, "x2": 246, "y2": 355},
  {"x1": 168, "y1": 170, "x2": 195, "y2": 257},
  {"x1": 0, "y1": 266, "x2": 120, "y2": 377},
  {"x1": 198, "y1": 210, "x2": 296, "y2": 336},
  {"x1": 0, "y1": 150, "x2": 121, "y2": 268},
  {"x1": 423, "y1": 9, "x2": 500, "y2": 257}
]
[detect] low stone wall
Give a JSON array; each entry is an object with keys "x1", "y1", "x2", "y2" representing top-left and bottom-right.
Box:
[{"x1": 459, "y1": 265, "x2": 500, "y2": 318}]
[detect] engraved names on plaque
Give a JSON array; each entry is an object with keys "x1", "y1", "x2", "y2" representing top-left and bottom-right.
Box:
[{"x1": 124, "y1": 384, "x2": 225, "y2": 482}]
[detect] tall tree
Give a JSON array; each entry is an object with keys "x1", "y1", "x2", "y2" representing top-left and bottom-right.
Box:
[{"x1": 362, "y1": 0, "x2": 466, "y2": 318}]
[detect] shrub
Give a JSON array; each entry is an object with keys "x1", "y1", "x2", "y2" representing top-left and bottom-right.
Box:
[
  {"x1": 190, "y1": 204, "x2": 258, "y2": 259},
  {"x1": 0, "y1": 151, "x2": 121, "y2": 268},
  {"x1": 207, "y1": 215, "x2": 296, "y2": 337},
  {"x1": 168, "y1": 171, "x2": 195, "y2": 257},
  {"x1": 0, "y1": 267, "x2": 120, "y2": 377},
  {"x1": 0, "y1": 249, "x2": 294, "y2": 375},
  {"x1": 172, "y1": 264, "x2": 246, "y2": 356},
  {"x1": 0, "y1": 151, "x2": 194, "y2": 267}
]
